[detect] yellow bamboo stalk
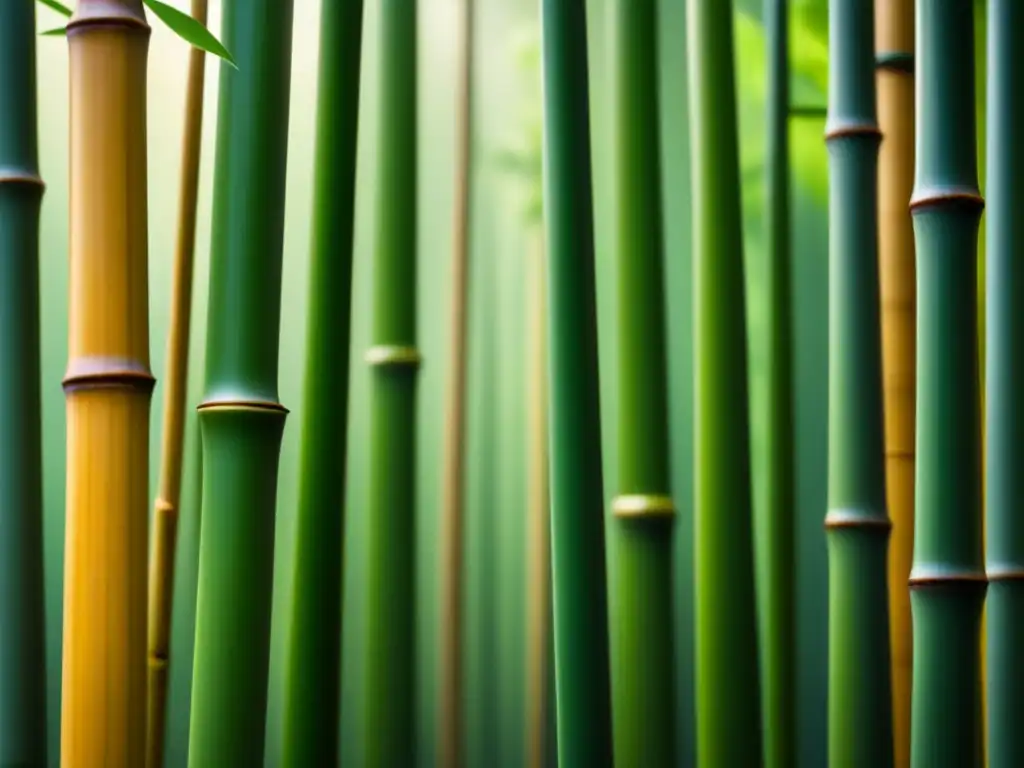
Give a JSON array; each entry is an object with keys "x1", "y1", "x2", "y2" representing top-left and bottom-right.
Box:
[
  {"x1": 61, "y1": 2, "x2": 152, "y2": 766},
  {"x1": 525, "y1": 232, "x2": 550, "y2": 768},
  {"x1": 145, "y1": 1, "x2": 208, "y2": 766},
  {"x1": 438, "y1": 1, "x2": 474, "y2": 764},
  {"x1": 875, "y1": 3, "x2": 915, "y2": 767}
]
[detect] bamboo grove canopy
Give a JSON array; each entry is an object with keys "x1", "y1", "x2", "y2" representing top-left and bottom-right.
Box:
[{"x1": 0, "y1": 0, "x2": 1015, "y2": 766}]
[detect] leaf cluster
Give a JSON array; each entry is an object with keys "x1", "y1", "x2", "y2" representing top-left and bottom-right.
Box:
[{"x1": 37, "y1": 0, "x2": 235, "y2": 67}]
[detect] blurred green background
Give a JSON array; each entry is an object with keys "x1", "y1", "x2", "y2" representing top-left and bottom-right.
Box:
[{"x1": 32, "y1": 1, "x2": 834, "y2": 765}]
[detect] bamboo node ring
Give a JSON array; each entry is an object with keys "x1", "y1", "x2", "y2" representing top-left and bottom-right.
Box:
[
  {"x1": 366, "y1": 345, "x2": 422, "y2": 368},
  {"x1": 0, "y1": 168, "x2": 44, "y2": 190},
  {"x1": 612, "y1": 494, "x2": 675, "y2": 519},
  {"x1": 875, "y1": 52, "x2": 914, "y2": 74}
]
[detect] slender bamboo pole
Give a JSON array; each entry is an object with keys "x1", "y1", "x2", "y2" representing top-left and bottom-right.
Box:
[
  {"x1": 145, "y1": 3, "x2": 208, "y2": 765},
  {"x1": 538, "y1": 2, "x2": 613, "y2": 763},
  {"x1": 874, "y1": 5, "x2": 916, "y2": 767},
  {"x1": 525, "y1": 232, "x2": 550, "y2": 768},
  {"x1": 760, "y1": 1, "x2": 796, "y2": 765},
  {"x1": 187, "y1": 0, "x2": 295, "y2": 763},
  {"x1": 984, "y1": 2, "x2": 1024, "y2": 765},
  {"x1": 363, "y1": 2, "x2": 420, "y2": 763},
  {"x1": 909, "y1": 1, "x2": 986, "y2": 765},
  {"x1": 61, "y1": 2, "x2": 153, "y2": 765},
  {"x1": 606, "y1": 1, "x2": 676, "y2": 764},
  {"x1": 280, "y1": 2, "x2": 365, "y2": 764},
  {"x1": 824, "y1": 0, "x2": 894, "y2": 765},
  {"x1": 439, "y1": 1, "x2": 473, "y2": 763},
  {"x1": 0, "y1": 2, "x2": 47, "y2": 765},
  {"x1": 687, "y1": 0, "x2": 763, "y2": 763}
]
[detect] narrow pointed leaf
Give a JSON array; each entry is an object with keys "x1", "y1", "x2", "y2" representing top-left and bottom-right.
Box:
[
  {"x1": 36, "y1": 0, "x2": 72, "y2": 16},
  {"x1": 40, "y1": 27, "x2": 67, "y2": 36},
  {"x1": 142, "y1": 0, "x2": 236, "y2": 68}
]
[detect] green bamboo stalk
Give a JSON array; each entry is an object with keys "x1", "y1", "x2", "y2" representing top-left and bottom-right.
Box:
[
  {"x1": 538, "y1": 2, "x2": 613, "y2": 765},
  {"x1": 280, "y1": 2, "x2": 364, "y2": 765},
  {"x1": 984, "y1": 2, "x2": 1024, "y2": 765},
  {"x1": 187, "y1": 0, "x2": 295, "y2": 763},
  {"x1": 363, "y1": 1, "x2": 419, "y2": 764},
  {"x1": 760, "y1": 0, "x2": 796, "y2": 765},
  {"x1": 606, "y1": 2, "x2": 676, "y2": 765},
  {"x1": 687, "y1": 0, "x2": 763, "y2": 763},
  {"x1": 0, "y1": 2, "x2": 47, "y2": 765},
  {"x1": 909, "y1": 1, "x2": 986, "y2": 766},
  {"x1": 824, "y1": 1, "x2": 894, "y2": 766}
]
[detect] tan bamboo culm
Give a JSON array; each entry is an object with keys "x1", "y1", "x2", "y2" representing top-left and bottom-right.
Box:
[
  {"x1": 525, "y1": 232, "x2": 550, "y2": 768},
  {"x1": 438, "y1": 1, "x2": 474, "y2": 766},
  {"x1": 875, "y1": 3, "x2": 915, "y2": 767},
  {"x1": 145, "y1": 1, "x2": 209, "y2": 766},
  {"x1": 61, "y1": 2, "x2": 153, "y2": 766}
]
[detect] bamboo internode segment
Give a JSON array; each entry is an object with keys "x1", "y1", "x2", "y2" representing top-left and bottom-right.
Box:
[
  {"x1": 909, "y1": 2, "x2": 985, "y2": 765},
  {"x1": 538, "y1": 2, "x2": 614, "y2": 764},
  {"x1": 62, "y1": 3, "x2": 153, "y2": 765}
]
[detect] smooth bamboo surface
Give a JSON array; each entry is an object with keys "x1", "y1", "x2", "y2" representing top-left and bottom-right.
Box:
[
  {"x1": 538, "y1": 2, "x2": 613, "y2": 763},
  {"x1": 761, "y1": 0, "x2": 796, "y2": 764},
  {"x1": 984, "y1": 2, "x2": 1024, "y2": 765},
  {"x1": 62, "y1": 3, "x2": 153, "y2": 766},
  {"x1": 187, "y1": 0, "x2": 294, "y2": 763},
  {"x1": 280, "y1": 1, "x2": 364, "y2": 764},
  {"x1": 439, "y1": 1, "x2": 473, "y2": 764},
  {"x1": 145, "y1": 2, "x2": 208, "y2": 765},
  {"x1": 0, "y1": 2, "x2": 48, "y2": 764},
  {"x1": 875, "y1": 4, "x2": 916, "y2": 767},
  {"x1": 607, "y1": 1, "x2": 677, "y2": 764},
  {"x1": 524, "y1": 233, "x2": 550, "y2": 768},
  {"x1": 825, "y1": 0, "x2": 894, "y2": 765},
  {"x1": 909, "y1": 1, "x2": 986, "y2": 765},
  {"x1": 688, "y1": 0, "x2": 763, "y2": 763},
  {"x1": 363, "y1": 2, "x2": 420, "y2": 764}
]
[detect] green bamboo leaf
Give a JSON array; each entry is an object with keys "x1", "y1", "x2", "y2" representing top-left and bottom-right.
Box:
[
  {"x1": 142, "y1": 0, "x2": 236, "y2": 68},
  {"x1": 40, "y1": 27, "x2": 67, "y2": 36},
  {"x1": 36, "y1": 0, "x2": 72, "y2": 16}
]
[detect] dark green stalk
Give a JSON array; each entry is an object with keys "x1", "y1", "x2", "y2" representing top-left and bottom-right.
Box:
[
  {"x1": 824, "y1": 0, "x2": 893, "y2": 766},
  {"x1": 538, "y1": 1, "x2": 613, "y2": 765},
  {"x1": 687, "y1": 0, "x2": 763, "y2": 763},
  {"x1": 363, "y1": 2, "x2": 419, "y2": 764},
  {"x1": 0, "y1": 2, "x2": 46, "y2": 765},
  {"x1": 760, "y1": 0, "x2": 795, "y2": 765},
  {"x1": 909, "y1": 1, "x2": 986, "y2": 766},
  {"x1": 984, "y1": 2, "x2": 1024, "y2": 765},
  {"x1": 187, "y1": 0, "x2": 294, "y2": 763},
  {"x1": 606, "y1": 1, "x2": 676, "y2": 765},
  {"x1": 281, "y1": 1, "x2": 364, "y2": 765}
]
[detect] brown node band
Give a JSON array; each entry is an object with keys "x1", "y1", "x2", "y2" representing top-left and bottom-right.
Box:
[
  {"x1": 197, "y1": 399, "x2": 289, "y2": 415},
  {"x1": 0, "y1": 170, "x2": 44, "y2": 190},
  {"x1": 62, "y1": 369, "x2": 155, "y2": 394},
  {"x1": 909, "y1": 190, "x2": 985, "y2": 213},
  {"x1": 824, "y1": 508, "x2": 893, "y2": 531},
  {"x1": 824, "y1": 122, "x2": 882, "y2": 142}
]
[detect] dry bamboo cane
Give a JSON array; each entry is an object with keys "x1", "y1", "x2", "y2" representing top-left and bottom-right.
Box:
[
  {"x1": 525, "y1": 232, "x2": 550, "y2": 768},
  {"x1": 61, "y1": 2, "x2": 153, "y2": 765},
  {"x1": 874, "y1": 3, "x2": 916, "y2": 767},
  {"x1": 439, "y1": 1, "x2": 474, "y2": 764},
  {"x1": 145, "y1": 3, "x2": 208, "y2": 766}
]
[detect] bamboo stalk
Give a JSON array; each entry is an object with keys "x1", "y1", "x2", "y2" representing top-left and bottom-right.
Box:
[
  {"x1": 363, "y1": 2, "x2": 420, "y2": 763},
  {"x1": 687, "y1": 0, "x2": 763, "y2": 763},
  {"x1": 0, "y1": 2, "x2": 47, "y2": 765},
  {"x1": 537, "y1": 2, "x2": 613, "y2": 763},
  {"x1": 439, "y1": 1, "x2": 473, "y2": 764},
  {"x1": 760, "y1": 0, "x2": 796, "y2": 765},
  {"x1": 145, "y1": 2, "x2": 208, "y2": 765},
  {"x1": 606, "y1": 2, "x2": 676, "y2": 764},
  {"x1": 524, "y1": 232, "x2": 549, "y2": 768},
  {"x1": 909, "y1": 1, "x2": 986, "y2": 765},
  {"x1": 61, "y1": 2, "x2": 153, "y2": 765},
  {"x1": 280, "y1": 1, "x2": 365, "y2": 764},
  {"x1": 187, "y1": 0, "x2": 295, "y2": 763},
  {"x1": 984, "y1": 2, "x2": 1024, "y2": 765},
  {"x1": 824, "y1": 0, "x2": 894, "y2": 765},
  {"x1": 874, "y1": 4, "x2": 916, "y2": 767}
]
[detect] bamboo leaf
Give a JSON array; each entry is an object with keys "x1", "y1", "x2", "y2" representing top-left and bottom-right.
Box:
[
  {"x1": 36, "y1": 0, "x2": 72, "y2": 16},
  {"x1": 142, "y1": 0, "x2": 237, "y2": 68},
  {"x1": 40, "y1": 26, "x2": 67, "y2": 36}
]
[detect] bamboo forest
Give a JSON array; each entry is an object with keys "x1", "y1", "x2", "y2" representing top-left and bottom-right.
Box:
[{"x1": 2, "y1": 0, "x2": 1019, "y2": 766}]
